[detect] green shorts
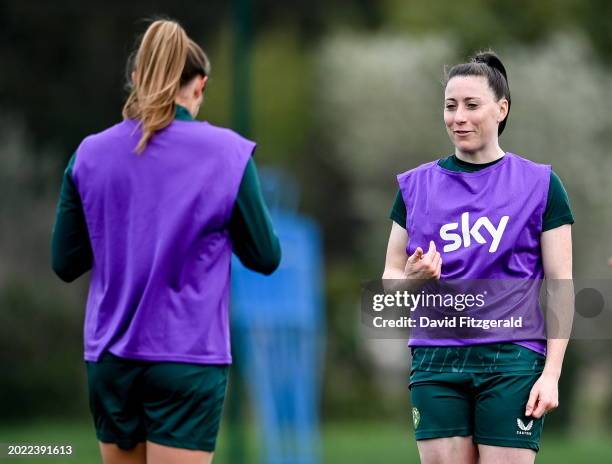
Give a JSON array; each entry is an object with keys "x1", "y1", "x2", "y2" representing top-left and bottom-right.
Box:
[
  {"x1": 409, "y1": 343, "x2": 546, "y2": 452},
  {"x1": 86, "y1": 353, "x2": 229, "y2": 452}
]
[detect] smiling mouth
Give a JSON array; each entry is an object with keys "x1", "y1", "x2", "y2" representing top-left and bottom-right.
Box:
[{"x1": 454, "y1": 130, "x2": 472, "y2": 136}]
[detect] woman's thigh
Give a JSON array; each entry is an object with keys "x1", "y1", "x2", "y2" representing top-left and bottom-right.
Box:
[
  {"x1": 417, "y1": 436, "x2": 478, "y2": 464},
  {"x1": 98, "y1": 442, "x2": 146, "y2": 464},
  {"x1": 477, "y1": 444, "x2": 535, "y2": 464},
  {"x1": 146, "y1": 441, "x2": 214, "y2": 464},
  {"x1": 410, "y1": 371, "x2": 477, "y2": 463},
  {"x1": 98, "y1": 441, "x2": 215, "y2": 464}
]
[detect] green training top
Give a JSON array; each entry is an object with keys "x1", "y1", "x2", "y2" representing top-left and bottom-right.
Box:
[
  {"x1": 390, "y1": 154, "x2": 574, "y2": 231},
  {"x1": 51, "y1": 105, "x2": 281, "y2": 280}
]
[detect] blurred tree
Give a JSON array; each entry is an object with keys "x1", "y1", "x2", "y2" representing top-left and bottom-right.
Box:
[
  {"x1": 0, "y1": 279, "x2": 86, "y2": 419},
  {"x1": 0, "y1": 0, "x2": 228, "y2": 154},
  {"x1": 574, "y1": 0, "x2": 612, "y2": 63},
  {"x1": 383, "y1": 0, "x2": 583, "y2": 55},
  {"x1": 0, "y1": 0, "x2": 382, "y2": 155}
]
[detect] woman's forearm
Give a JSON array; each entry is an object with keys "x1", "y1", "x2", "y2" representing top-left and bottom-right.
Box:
[{"x1": 543, "y1": 338, "x2": 569, "y2": 380}]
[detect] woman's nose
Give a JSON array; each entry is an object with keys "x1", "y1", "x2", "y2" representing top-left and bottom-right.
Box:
[{"x1": 454, "y1": 106, "x2": 467, "y2": 123}]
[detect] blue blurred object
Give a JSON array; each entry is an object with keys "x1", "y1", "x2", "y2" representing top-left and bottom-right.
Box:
[{"x1": 231, "y1": 169, "x2": 324, "y2": 464}]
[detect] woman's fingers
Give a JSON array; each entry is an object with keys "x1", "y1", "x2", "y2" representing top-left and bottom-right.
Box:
[
  {"x1": 531, "y1": 400, "x2": 547, "y2": 419},
  {"x1": 525, "y1": 385, "x2": 539, "y2": 416},
  {"x1": 406, "y1": 242, "x2": 442, "y2": 279},
  {"x1": 422, "y1": 241, "x2": 436, "y2": 262},
  {"x1": 532, "y1": 397, "x2": 558, "y2": 419},
  {"x1": 427, "y1": 240, "x2": 436, "y2": 255},
  {"x1": 430, "y1": 251, "x2": 440, "y2": 270},
  {"x1": 526, "y1": 382, "x2": 559, "y2": 419},
  {"x1": 525, "y1": 371, "x2": 561, "y2": 420},
  {"x1": 407, "y1": 247, "x2": 424, "y2": 263}
]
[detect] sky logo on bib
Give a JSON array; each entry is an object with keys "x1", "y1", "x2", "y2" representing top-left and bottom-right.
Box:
[{"x1": 440, "y1": 212, "x2": 510, "y2": 253}]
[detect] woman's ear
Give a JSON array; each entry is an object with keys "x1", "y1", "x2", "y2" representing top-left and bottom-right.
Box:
[
  {"x1": 195, "y1": 76, "x2": 208, "y2": 98},
  {"x1": 498, "y1": 98, "x2": 509, "y2": 122}
]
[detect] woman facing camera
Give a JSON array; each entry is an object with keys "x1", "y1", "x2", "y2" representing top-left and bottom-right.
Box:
[{"x1": 383, "y1": 51, "x2": 573, "y2": 464}]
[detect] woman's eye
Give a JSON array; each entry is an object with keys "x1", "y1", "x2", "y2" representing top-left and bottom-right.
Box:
[
  {"x1": 467, "y1": 103, "x2": 478, "y2": 109},
  {"x1": 445, "y1": 104, "x2": 456, "y2": 110}
]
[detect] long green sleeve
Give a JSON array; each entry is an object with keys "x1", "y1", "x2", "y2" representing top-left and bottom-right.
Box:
[
  {"x1": 51, "y1": 153, "x2": 93, "y2": 282},
  {"x1": 229, "y1": 158, "x2": 281, "y2": 274}
]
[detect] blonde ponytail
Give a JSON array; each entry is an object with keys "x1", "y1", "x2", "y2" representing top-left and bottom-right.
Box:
[{"x1": 122, "y1": 20, "x2": 188, "y2": 153}]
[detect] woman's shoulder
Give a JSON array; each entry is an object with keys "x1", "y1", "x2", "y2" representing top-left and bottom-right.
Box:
[
  {"x1": 396, "y1": 158, "x2": 441, "y2": 181},
  {"x1": 506, "y1": 152, "x2": 551, "y2": 170},
  {"x1": 174, "y1": 120, "x2": 254, "y2": 147},
  {"x1": 76, "y1": 120, "x2": 135, "y2": 153},
  {"x1": 398, "y1": 159, "x2": 440, "y2": 175}
]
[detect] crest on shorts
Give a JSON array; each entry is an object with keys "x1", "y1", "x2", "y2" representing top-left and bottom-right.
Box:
[
  {"x1": 516, "y1": 418, "x2": 533, "y2": 435},
  {"x1": 412, "y1": 407, "x2": 420, "y2": 429}
]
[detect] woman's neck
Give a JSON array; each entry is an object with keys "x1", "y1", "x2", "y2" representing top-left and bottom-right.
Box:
[
  {"x1": 455, "y1": 145, "x2": 505, "y2": 164},
  {"x1": 175, "y1": 97, "x2": 199, "y2": 118}
]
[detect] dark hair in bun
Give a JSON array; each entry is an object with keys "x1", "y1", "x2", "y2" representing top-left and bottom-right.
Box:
[{"x1": 445, "y1": 50, "x2": 511, "y2": 135}]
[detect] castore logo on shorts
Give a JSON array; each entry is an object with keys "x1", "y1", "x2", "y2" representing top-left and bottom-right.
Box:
[{"x1": 516, "y1": 418, "x2": 533, "y2": 436}]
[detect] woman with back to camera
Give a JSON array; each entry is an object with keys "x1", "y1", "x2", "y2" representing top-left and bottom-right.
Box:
[
  {"x1": 51, "y1": 19, "x2": 281, "y2": 464},
  {"x1": 383, "y1": 51, "x2": 574, "y2": 463}
]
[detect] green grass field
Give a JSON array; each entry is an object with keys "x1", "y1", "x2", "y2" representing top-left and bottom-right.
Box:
[{"x1": 1, "y1": 421, "x2": 610, "y2": 463}]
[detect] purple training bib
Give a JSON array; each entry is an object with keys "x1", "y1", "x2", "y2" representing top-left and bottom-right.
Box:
[
  {"x1": 72, "y1": 118, "x2": 253, "y2": 363},
  {"x1": 397, "y1": 153, "x2": 550, "y2": 355}
]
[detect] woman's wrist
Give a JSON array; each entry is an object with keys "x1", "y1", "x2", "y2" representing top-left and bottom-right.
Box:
[{"x1": 542, "y1": 365, "x2": 562, "y2": 380}]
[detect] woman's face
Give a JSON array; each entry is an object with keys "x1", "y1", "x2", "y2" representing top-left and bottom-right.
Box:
[{"x1": 444, "y1": 75, "x2": 508, "y2": 154}]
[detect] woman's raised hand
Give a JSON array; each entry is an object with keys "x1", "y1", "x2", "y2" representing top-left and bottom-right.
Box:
[{"x1": 404, "y1": 240, "x2": 442, "y2": 280}]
